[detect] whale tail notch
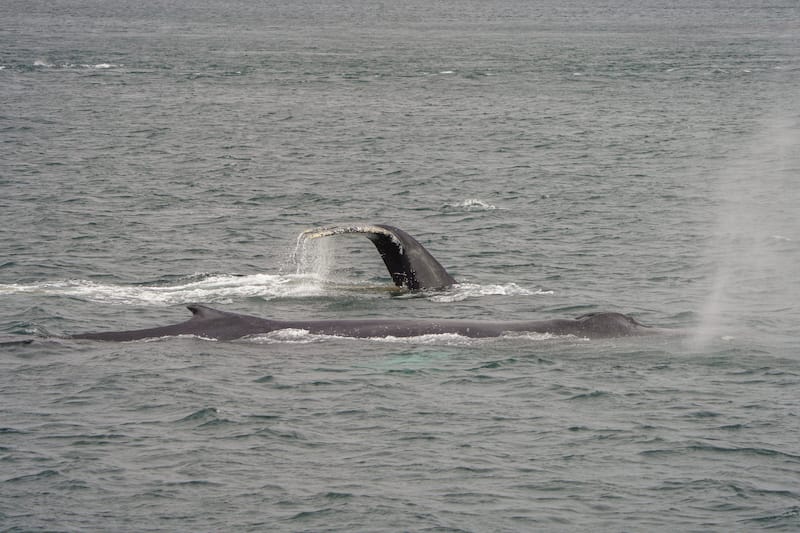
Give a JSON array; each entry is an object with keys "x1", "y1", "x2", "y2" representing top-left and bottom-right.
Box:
[{"x1": 300, "y1": 223, "x2": 456, "y2": 290}]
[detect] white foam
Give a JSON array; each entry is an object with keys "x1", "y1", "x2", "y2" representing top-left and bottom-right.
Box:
[
  {"x1": 431, "y1": 283, "x2": 552, "y2": 303},
  {"x1": 443, "y1": 198, "x2": 503, "y2": 212},
  {"x1": 245, "y1": 328, "x2": 323, "y2": 344},
  {"x1": 80, "y1": 63, "x2": 119, "y2": 69},
  {"x1": 501, "y1": 331, "x2": 586, "y2": 342},
  {"x1": 241, "y1": 329, "x2": 474, "y2": 346},
  {"x1": 142, "y1": 334, "x2": 218, "y2": 343},
  {"x1": 1, "y1": 275, "x2": 549, "y2": 306},
  {"x1": 0, "y1": 273, "x2": 338, "y2": 305},
  {"x1": 458, "y1": 198, "x2": 497, "y2": 210},
  {"x1": 243, "y1": 330, "x2": 571, "y2": 346},
  {"x1": 31, "y1": 60, "x2": 119, "y2": 70},
  {"x1": 369, "y1": 333, "x2": 474, "y2": 345}
]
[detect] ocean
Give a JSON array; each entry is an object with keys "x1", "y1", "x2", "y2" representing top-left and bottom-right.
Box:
[{"x1": 2, "y1": 0, "x2": 799, "y2": 530}]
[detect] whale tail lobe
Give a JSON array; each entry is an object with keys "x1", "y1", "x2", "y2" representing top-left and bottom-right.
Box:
[{"x1": 300, "y1": 223, "x2": 456, "y2": 290}]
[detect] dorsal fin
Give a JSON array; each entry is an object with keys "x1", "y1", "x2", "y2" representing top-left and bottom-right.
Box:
[
  {"x1": 299, "y1": 223, "x2": 456, "y2": 290},
  {"x1": 187, "y1": 304, "x2": 230, "y2": 320}
]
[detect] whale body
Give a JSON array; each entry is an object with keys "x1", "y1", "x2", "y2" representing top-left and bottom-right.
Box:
[
  {"x1": 64, "y1": 223, "x2": 669, "y2": 342},
  {"x1": 71, "y1": 304, "x2": 661, "y2": 342}
]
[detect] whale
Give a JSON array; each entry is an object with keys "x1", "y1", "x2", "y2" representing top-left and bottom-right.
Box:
[
  {"x1": 61, "y1": 223, "x2": 668, "y2": 342},
  {"x1": 299, "y1": 224, "x2": 456, "y2": 290},
  {"x1": 0, "y1": 337, "x2": 34, "y2": 347},
  {"x1": 70, "y1": 304, "x2": 662, "y2": 342}
]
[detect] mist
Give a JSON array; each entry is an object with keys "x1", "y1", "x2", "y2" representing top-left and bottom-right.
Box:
[{"x1": 693, "y1": 116, "x2": 800, "y2": 349}]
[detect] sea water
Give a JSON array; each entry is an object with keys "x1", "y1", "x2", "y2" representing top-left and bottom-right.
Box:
[{"x1": 2, "y1": 0, "x2": 799, "y2": 530}]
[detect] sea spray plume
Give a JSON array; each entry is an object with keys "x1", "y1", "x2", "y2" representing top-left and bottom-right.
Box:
[{"x1": 692, "y1": 117, "x2": 800, "y2": 348}]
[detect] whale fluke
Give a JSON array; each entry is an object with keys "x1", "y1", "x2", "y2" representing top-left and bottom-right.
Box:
[{"x1": 300, "y1": 224, "x2": 456, "y2": 290}]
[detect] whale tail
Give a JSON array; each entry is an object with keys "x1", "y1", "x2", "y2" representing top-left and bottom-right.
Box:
[{"x1": 300, "y1": 224, "x2": 456, "y2": 290}]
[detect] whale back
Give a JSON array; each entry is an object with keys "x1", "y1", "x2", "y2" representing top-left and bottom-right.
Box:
[
  {"x1": 72, "y1": 304, "x2": 275, "y2": 341},
  {"x1": 574, "y1": 312, "x2": 654, "y2": 337}
]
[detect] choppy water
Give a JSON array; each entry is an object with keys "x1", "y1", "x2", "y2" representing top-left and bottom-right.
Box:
[{"x1": 2, "y1": 0, "x2": 800, "y2": 530}]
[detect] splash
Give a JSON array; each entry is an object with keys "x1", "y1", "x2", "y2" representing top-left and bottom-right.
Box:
[
  {"x1": 290, "y1": 230, "x2": 336, "y2": 281},
  {"x1": 288, "y1": 224, "x2": 404, "y2": 288}
]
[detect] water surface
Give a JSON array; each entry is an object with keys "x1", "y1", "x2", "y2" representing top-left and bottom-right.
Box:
[{"x1": 2, "y1": 0, "x2": 799, "y2": 530}]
